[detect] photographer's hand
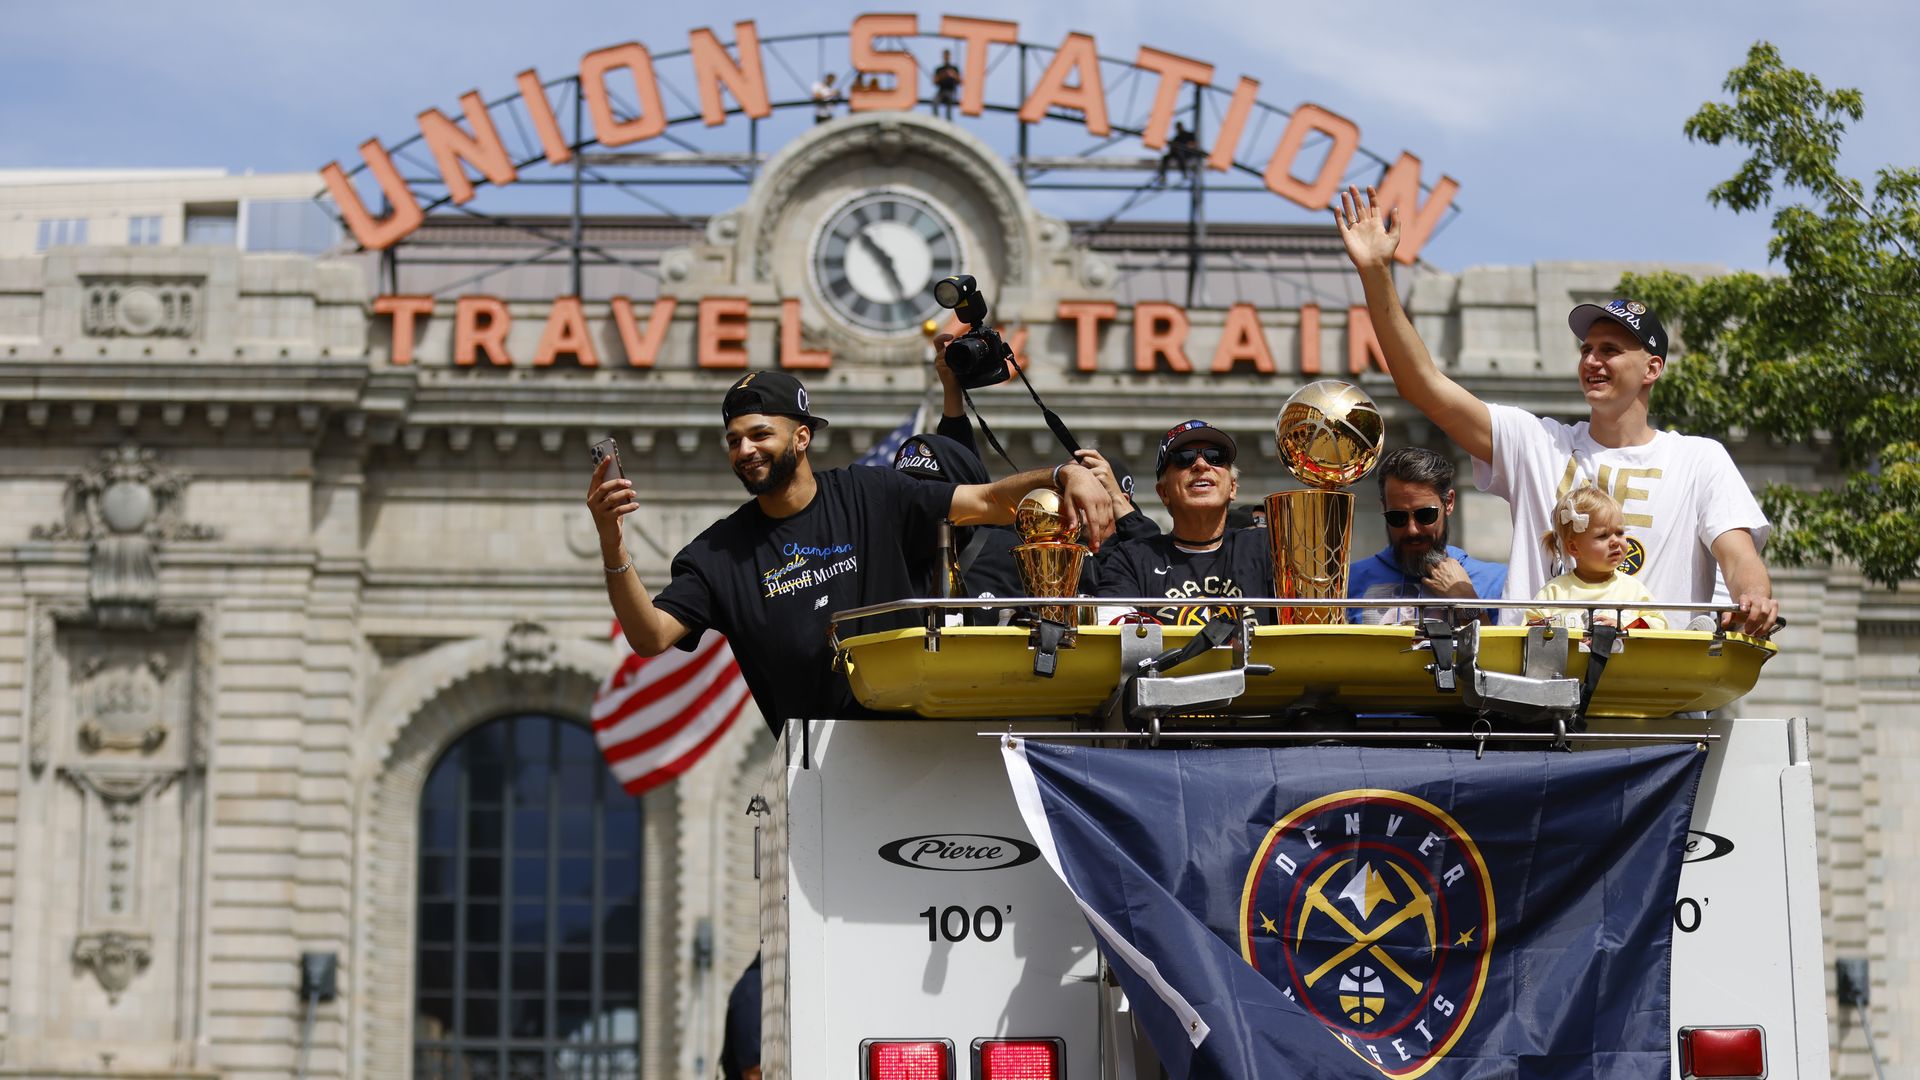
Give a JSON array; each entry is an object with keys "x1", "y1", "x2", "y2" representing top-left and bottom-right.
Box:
[{"x1": 932, "y1": 333, "x2": 966, "y2": 419}]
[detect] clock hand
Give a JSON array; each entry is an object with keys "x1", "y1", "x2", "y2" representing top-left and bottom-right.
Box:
[{"x1": 856, "y1": 229, "x2": 909, "y2": 304}]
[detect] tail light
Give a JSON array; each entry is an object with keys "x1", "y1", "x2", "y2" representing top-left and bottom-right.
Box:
[
  {"x1": 973, "y1": 1037, "x2": 1065, "y2": 1079},
  {"x1": 862, "y1": 1038, "x2": 953, "y2": 1080},
  {"x1": 1679, "y1": 1025, "x2": 1766, "y2": 1079}
]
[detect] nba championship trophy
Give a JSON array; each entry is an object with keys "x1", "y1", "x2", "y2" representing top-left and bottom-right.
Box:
[
  {"x1": 1266, "y1": 381, "x2": 1385, "y2": 624},
  {"x1": 1012, "y1": 489, "x2": 1086, "y2": 625}
]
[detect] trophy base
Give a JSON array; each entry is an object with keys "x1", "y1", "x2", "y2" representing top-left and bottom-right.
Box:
[
  {"x1": 1264, "y1": 489, "x2": 1355, "y2": 625},
  {"x1": 1012, "y1": 541, "x2": 1087, "y2": 626}
]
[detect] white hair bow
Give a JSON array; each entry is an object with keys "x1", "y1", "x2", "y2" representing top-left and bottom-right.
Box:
[{"x1": 1556, "y1": 503, "x2": 1589, "y2": 533}]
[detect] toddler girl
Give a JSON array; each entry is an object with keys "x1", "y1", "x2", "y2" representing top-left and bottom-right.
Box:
[{"x1": 1527, "y1": 485, "x2": 1666, "y2": 630}]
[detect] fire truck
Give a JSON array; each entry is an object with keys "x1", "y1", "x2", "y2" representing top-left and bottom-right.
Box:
[{"x1": 750, "y1": 598, "x2": 1826, "y2": 1080}]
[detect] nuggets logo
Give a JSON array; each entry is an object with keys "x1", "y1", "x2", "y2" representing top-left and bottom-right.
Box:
[
  {"x1": 1620, "y1": 536, "x2": 1646, "y2": 576},
  {"x1": 1240, "y1": 791, "x2": 1495, "y2": 1077}
]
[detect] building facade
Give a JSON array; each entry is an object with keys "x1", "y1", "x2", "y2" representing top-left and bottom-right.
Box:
[{"x1": 0, "y1": 112, "x2": 1912, "y2": 1080}]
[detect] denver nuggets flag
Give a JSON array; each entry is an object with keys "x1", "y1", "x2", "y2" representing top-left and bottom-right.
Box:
[{"x1": 1003, "y1": 740, "x2": 1705, "y2": 1079}]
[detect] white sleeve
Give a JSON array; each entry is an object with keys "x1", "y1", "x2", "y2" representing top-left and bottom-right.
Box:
[
  {"x1": 1689, "y1": 438, "x2": 1771, "y2": 551},
  {"x1": 1472, "y1": 403, "x2": 1559, "y2": 501}
]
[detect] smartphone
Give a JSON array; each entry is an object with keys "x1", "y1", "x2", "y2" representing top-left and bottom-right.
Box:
[{"x1": 590, "y1": 436, "x2": 625, "y2": 479}]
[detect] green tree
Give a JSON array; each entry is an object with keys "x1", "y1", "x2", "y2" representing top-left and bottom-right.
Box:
[{"x1": 1621, "y1": 42, "x2": 1920, "y2": 587}]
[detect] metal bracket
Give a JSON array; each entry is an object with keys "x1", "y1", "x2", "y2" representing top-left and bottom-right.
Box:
[
  {"x1": 1420, "y1": 618, "x2": 1457, "y2": 692},
  {"x1": 1118, "y1": 614, "x2": 1271, "y2": 728},
  {"x1": 1455, "y1": 621, "x2": 1581, "y2": 723},
  {"x1": 1029, "y1": 619, "x2": 1074, "y2": 678}
]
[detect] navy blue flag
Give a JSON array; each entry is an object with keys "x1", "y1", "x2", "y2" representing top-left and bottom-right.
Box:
[
  {"x1": 853, "y1": 404, "x2": 928, "y2": 468},
  {"x1": 1003, "y1": 740, "x2": 1704, "y2": 1079}
]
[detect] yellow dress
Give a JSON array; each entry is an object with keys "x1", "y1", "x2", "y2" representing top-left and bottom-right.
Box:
[{"x1": 1527, "y1": 570, "x2": 1668, "y2": 630}]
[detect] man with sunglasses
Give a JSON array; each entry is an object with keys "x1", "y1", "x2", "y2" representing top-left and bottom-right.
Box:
[
  {"x1": 1346, "y1": 448, "x2": 1506, "y2": 624},
  {"x1": 1094, "y1": 420, "x2": 1275, "y2": 626}
]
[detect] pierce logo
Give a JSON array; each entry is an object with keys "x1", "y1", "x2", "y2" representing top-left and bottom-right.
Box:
[
  {"x1": 878, "y1": 833, "x2": 1040, "y2": 872},
  {"x1": 1682, "y1": 830, "x2": 1735, "y2": 864},
  {"x1": 1240, "y1": 790, "x2": 1495, "y2": 1078}
]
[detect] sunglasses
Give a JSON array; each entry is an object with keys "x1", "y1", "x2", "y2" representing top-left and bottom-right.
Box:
[
  {"x1": 1382, "y1": 506, "x2": 1443, "y2": 528},
  {"x1": 1165, "y1": 446, "x2": 1230, "y2": 472}
]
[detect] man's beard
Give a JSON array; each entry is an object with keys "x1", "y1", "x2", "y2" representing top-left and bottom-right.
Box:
[
  {"x1": 1393, "y1": 522, "x2": 1450, "y2": 576},
  {"x1": 737, "y1": 444, "x2": 800, "y2": 495}
]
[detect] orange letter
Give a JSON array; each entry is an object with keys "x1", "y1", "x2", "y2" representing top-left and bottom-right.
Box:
[
  {"x1": 1263, "y1": 103, "x2": 1360, "y2": 211},
  {"x1": 1207, "y1": 76, "x2": 1260, "y2": 172},
  {"x1": 1132, "y1": 302, "x2": 1192, "y2": 373},
  {"x1": 581, "y1": 43, "x2": 667, "y2": 147},
  {"x1": 688, "y1": 21, "x2": 771, "y2": 126},
  {"x1": 938, "y1": 16, "x2": 1018, "y2": 117},
  {"x1": 1135, "y1": 47, "x2": 1213, "y2": 150},
  {"x1": 319, "y1": 140, "x2": 424, "y2": 251},
  {"x1": 780, "y1": 298, "x2": 831, "y2": 369},
  {"x1": 516, "y1": 69, "x2": 573, "y2": 165},
  {"x1": 698, "y1": 298, "x2": 751, "y2": 369},
  {"x1": 532, "y1": 297, "x2": 599, "y2": 367},
  {"x1": 1057, "y1": 301, "x2": 1117, "y2": 372},
  {"x1": 850, "y1": 14, "x2": 919, "y2": 112},
  {"x1": 375, "y1": 295, "x2": 435, "y2": 366},
  {"x1": 455, "y1": 296, "x2": 513, "y2": 366},
  {"x1": 1347, "y1": 305, "x2": 1387, "y2": 375},
  {"x1": 1372, "y1": 152, "x2": 1461, "y2": 266},
  {"x1": 1210, "y1": 303, "x2": 1275, "y2": 373},
  {"x1": 611, "y1": 296, "x2": 676, "y2": 367},
  {"x1": 1017, "y1": 32, "x2": 1109, "y2": 136},
  {"x1": 417, "y1": 91, "x2": 518, "y2": 206},
  {"x1": 1299, "y1": 303, "x2": 1322, "y2": 375}
]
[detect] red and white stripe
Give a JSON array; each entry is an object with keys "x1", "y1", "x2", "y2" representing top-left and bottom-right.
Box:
[{"x1": 592, "y1": 624, "x2": 752, "y2": 795}]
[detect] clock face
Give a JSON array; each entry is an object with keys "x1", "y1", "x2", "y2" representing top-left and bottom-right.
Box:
[{"x1": 810, "y1": 190, "x2": 963, "y2": 334}]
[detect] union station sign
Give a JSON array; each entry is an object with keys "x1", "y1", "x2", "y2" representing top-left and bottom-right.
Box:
[{"x1": 324, "y1": 16, "x2": 1455, "y2": 376}]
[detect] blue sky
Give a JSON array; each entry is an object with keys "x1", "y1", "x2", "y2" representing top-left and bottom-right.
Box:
[{"x1": 3, "y1": 0, "x2": 1916, "y2": 273}]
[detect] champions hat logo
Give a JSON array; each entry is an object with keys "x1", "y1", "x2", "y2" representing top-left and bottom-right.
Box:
[{"x1": 1239, "y1": 790, "x2": 1495, "y2": 1078}]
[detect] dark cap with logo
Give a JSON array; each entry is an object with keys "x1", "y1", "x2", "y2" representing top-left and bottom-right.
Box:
[
  {"x1": 1569, "y1": 299, "x2": 1668, "y2": 359},
  {"x1": 721, "y1": 370, "x2": 829, "y2": 430},
  {"x1": 1155, "y1": 419, "x2": 1237, "y2": 476}
]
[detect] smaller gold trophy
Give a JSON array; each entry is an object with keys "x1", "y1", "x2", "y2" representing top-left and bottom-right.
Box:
[
  {"x1": 1012, "y1": 488, "x2": 1087, "y2": 625},
  {"x1": 1265, "y1": 380, "x2": 1385, "y2": 624}
]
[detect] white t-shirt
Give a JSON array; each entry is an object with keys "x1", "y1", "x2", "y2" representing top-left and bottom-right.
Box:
[{"x1": 1473, "y1": 403, "x2": 1769, "y2": 624}]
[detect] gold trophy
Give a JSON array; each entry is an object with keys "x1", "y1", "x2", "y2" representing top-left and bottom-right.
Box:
[
  {"x1": 1265, "y1": 380, "x2": 1385, "y2": 624},
  {"x1": 1012, "y1": 488, "x2": 1087, "y2": 625}
]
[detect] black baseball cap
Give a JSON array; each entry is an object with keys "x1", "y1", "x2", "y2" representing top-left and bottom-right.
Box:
[
  {"x1": 721, "y1": 370, "x2": 829, "y2": 430},
  {"x1": 1569, "y1": 299, "x2": 1668, "y2": 359},
  {"x1": 1154, "y1": 419, "x2": 1237, "y2": 476}
]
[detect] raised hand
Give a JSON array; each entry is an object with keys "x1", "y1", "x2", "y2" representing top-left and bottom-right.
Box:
[
  {"x1": 1334, "y1": 184, "x2": 1400, "y2": 270},
  {"x1": 1072, "y1": 448, "x2": 1133, "y2": 512}
]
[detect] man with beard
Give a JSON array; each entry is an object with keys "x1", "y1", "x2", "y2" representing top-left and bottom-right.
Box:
[
  {"x1": 1094, "y1": 420, "x2": 1275, "y2": 626},
  {"x1": 1345, "y1": 447, "x2": 1506, "y2": 625},
  {"x1": 585, "y1": 370, "x2": 1116, "y2": 734}
]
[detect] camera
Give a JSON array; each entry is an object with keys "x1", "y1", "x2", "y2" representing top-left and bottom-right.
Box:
[{"x1": 933, "y1": 275, "x2": 1014, "y2": 390}]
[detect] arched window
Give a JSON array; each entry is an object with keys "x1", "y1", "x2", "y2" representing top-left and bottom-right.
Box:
[{"x1": 414, "y1": 713, "x2": 643, "y2": 1079}]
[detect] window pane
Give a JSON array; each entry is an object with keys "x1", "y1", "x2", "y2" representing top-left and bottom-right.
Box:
[
  {"x1": 416, "y1": 995, "x2": 455, "y2": 1039},
  {"x1": 467, "y1": 855, "x2": 502, "y2": 896},
  {"x1": 556, "y1": 951, "x2": 593, "y2": 994},
  {"x1": 419, "y1": 902, "x2": 456, "y2": 943},
  {"x1": 468, "y1": 808, "x2": 503, "y2": 851},
  {"x1": 510, "y1": 948, "x2": 546, "y2": 991},
  {"x1": 418, "y1": 947, "x2": 454, "y2": 991},
  {"x1": 461, "y1": 995, "x2": 499, "y2": 1037},
  {"x1": 465, "y1": 902, "x2": 501, "y2": 944},
  {"x1": 511, "y1": 903, "x2": 546, "y2": 947},
  {"x1": 558, "y1": 857, "x2": 594, "y2": 901},
  {"x1": 603, "y1": 807, "x2": 639, "y2": 852},
  {"x1": 511, "y1": 810, "x2": 548, "y2": 853},
  {"x1": 419, "y1": 855, "x2": 457, "y2": 898},
  {"x1": 555, "y1": 902, "x2": 593, "y2": 945},
  {"x1": 602, "y1": 858, "x2": 638, "y2": 901},
  {"x1": 511, "y1": 856, "x2": 546, "y2": 900},
  {"x1": 465, "y1": 947, "x2": 500, "y2": 991},
  {"x1": 510, "y1": 995, "x2": 547, "y2": 1038},
  {"x1": 604, "y1": 955, "x2": 638, "y2": 996},
  {"x1": 242, "y1": 198, "x2": 340, "y2": 254},
  {"x1": 184, "y1": 214, "x2": 235, "y2": 247}
]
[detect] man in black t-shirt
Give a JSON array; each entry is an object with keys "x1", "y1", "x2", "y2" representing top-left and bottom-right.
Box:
[
  {"x1": 586, "y1": 369, "x2": 1116, "y2": 734},
  {"x1": 1095, "y1": 419, "x2": 1275, "y2": 626}
]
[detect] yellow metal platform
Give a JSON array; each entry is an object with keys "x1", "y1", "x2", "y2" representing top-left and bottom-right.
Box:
[{"x1": 840, "y1": 624, "x2": 1775, "y2": 720}]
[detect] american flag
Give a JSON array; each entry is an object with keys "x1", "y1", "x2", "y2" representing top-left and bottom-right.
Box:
[
  {"x1": 592, "y1": 625, "x2": 752, "y2": 796},
  {"x1": 590, "y1": 405, "x2": 926, "y2": 793}
]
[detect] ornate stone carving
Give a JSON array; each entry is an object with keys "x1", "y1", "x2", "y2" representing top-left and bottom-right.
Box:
[
  {"x1": 503, "y1": 619, "x2": 557, "y2": 677},
  {"x1": 81, "y1": 280, "x2": 201, "y2": 338},
  {"x1": 31, "y1": 444, "x2": 220, "y2": 628},
  {"x1": 72, "y1": 931, "x2": 153, "y2": 1002},
  {"x1": 75, "y1": 652, "x2": 170, "y2": 753}
]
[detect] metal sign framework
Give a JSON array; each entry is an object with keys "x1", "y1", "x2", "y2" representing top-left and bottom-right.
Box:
[{"x1": 321, "y1": 28, "x2": 1463, "y2": 308}]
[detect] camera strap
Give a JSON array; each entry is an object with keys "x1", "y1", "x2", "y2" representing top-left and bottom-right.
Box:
[{"x1": 961, "y1": 358, "x2": 1086, "y2": 475}]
